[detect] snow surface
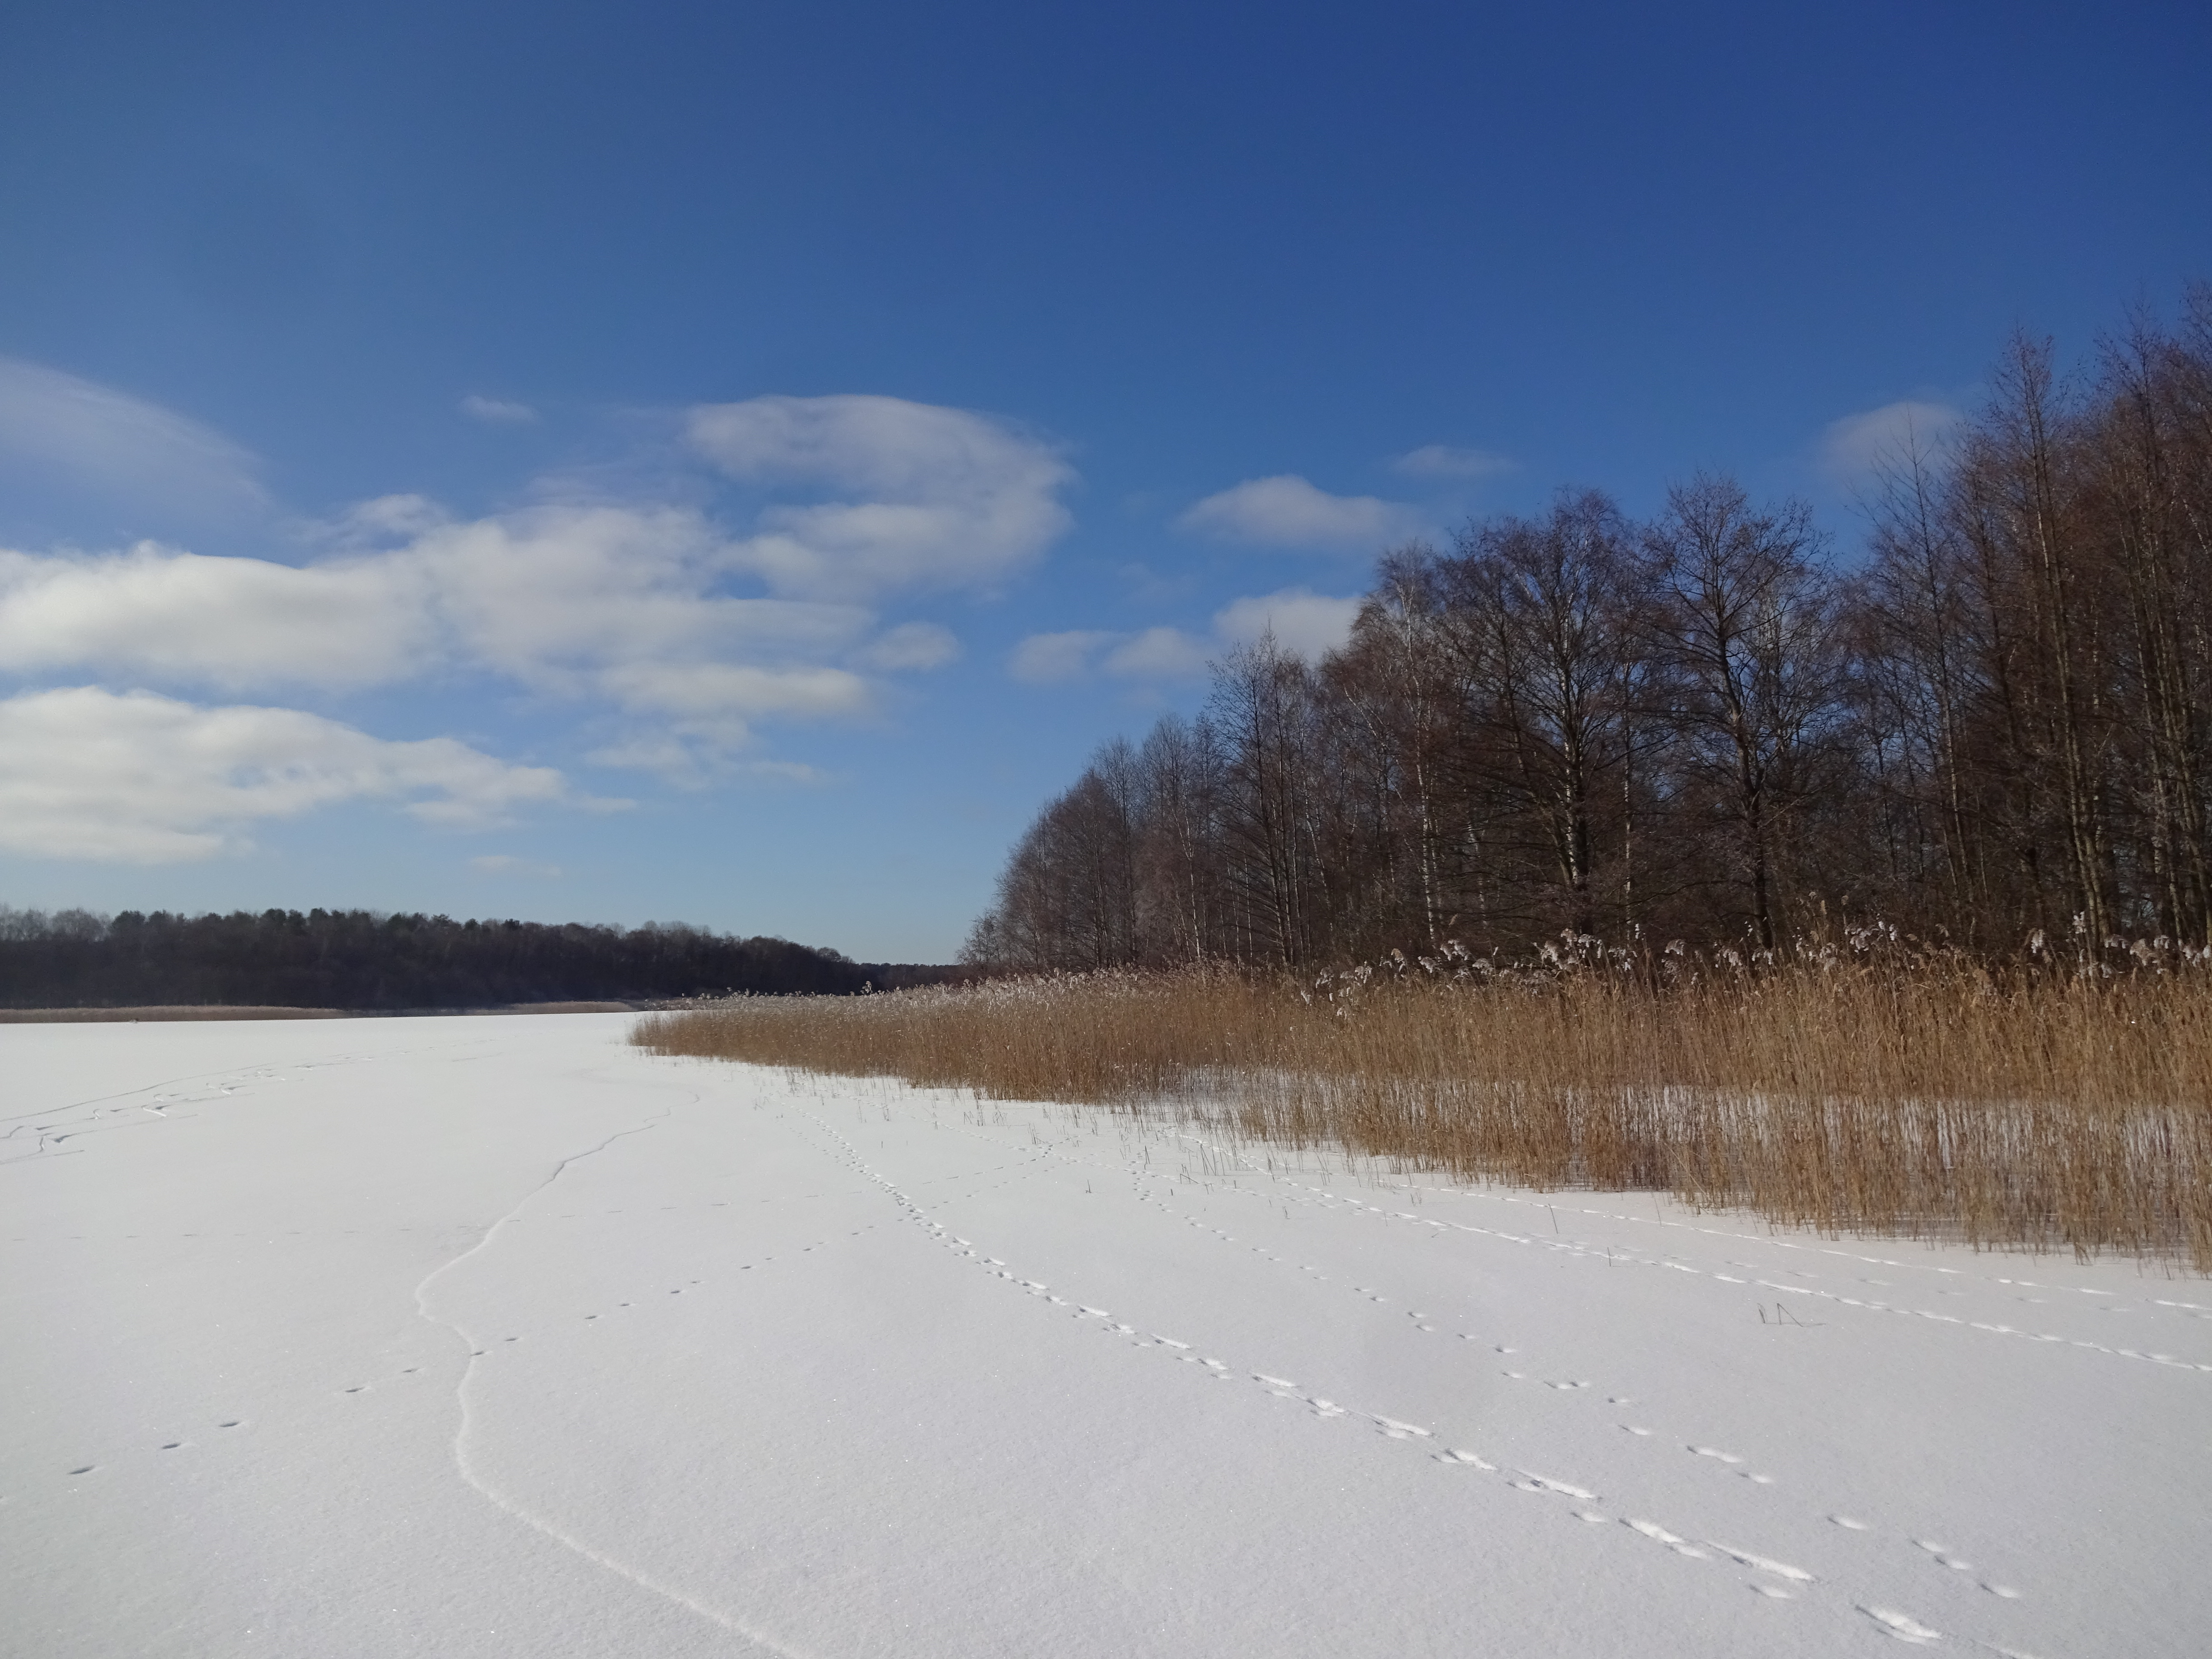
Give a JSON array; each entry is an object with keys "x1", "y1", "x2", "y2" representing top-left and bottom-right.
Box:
[{"x1": 4, "y1": 1013, "x2": 2208, "y2": 1658}]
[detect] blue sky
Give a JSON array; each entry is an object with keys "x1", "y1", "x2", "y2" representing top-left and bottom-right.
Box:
[{"x1": 3, "y1": 1, "x2": 2208, "y2": 961}]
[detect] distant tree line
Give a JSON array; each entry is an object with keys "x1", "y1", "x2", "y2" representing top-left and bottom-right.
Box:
[
  {"x1": 967, "y1": 290, "x2": 2212, "y2": 970},
  {"x1": 0, "y1": 907, "x2": 949, "y2": 1009}
]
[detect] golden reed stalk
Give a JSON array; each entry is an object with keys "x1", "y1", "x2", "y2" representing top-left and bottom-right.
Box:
[{"x1": 634, "y1": 957, "x2": 2212, "y2": 1270}]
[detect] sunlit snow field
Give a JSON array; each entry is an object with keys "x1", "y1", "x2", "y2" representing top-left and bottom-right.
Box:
[{"x1": 3, "y1": 1015, "x2": 2206, "y2": 1657}]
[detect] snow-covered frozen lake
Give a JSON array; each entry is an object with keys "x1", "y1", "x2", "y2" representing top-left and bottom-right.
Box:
[{"x1": 4, "y1": 1014, "x2": 2207, "y2": 1657}]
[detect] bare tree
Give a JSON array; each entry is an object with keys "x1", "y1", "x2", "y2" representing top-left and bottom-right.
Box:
[
  {"x1": 1645, "y1": 474, "x2": 1843, "y2": 949},
  {"x1": 2094, "y1": 309, "x2": 2212, "y2": 942},
  {"x1": 1854, "y1": 412, "x2": 1987, "y2": 930},
  {"x1": 967, "y1": 286, "x2": 2212, "y2": 971},
  {"x1": 1438, "y1": 492, "x2": 1650, "y2": 941},
  {"x1": 1132, "y1": 714, "x2": 1231, "y2": 964},
  {"x1": 1209, "y1": 634, "x2": 1323, "y2": 965}
]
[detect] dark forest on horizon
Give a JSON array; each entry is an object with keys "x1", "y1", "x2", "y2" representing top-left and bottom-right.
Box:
[{"x1": 0, "y1": 906, "x2": 953, "y2": 1011}]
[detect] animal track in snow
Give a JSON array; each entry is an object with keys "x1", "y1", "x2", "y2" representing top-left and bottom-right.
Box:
[
  {"x1": 1860, "y1": 1605, "x2": 1942, "y2": 1644},
  {"x1": 927, "y1": 1107, "x2": 2079, "y2": 1609},
  {"x1": 1915, "y1": 1538, "x2": 1975, "y2": 1571},
  {"x1": 1114, "y1": 1119, "x2": 2072, "y2": 1622},
  {"x1": 1180, "y1": 1162, "x2": 2211, "y2": 1372},
  {"x1": 1624, "y1": 1518, "x2": 1708, "y2": 1559},
  {"x1": 1045, "y1": 1123, "x2": 2057, "y2": 1609},
  {"x1": 1512, "y1": 1472, "x2": 1596, "y2": 1500},
  {"x1": 798, "y1": 1097, "x2": 2056, "y2": 1654},
  {"x1": 1705, "y1": 1542, "x2": 1814, "y2": 1582}
]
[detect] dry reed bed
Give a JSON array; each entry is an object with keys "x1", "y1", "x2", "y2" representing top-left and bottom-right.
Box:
[{"x1": 633, "y1": 964, "x2": 2212, "y2": 1270}]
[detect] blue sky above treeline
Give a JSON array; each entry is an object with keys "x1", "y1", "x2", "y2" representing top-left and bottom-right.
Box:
[{"x1": 2, "y1": 0, "x2": 2208, "y2": 959}]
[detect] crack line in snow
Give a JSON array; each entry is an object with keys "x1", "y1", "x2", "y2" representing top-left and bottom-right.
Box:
[{"x1": 412, "y1": 1099, "x2": 817, "y2": 1659}]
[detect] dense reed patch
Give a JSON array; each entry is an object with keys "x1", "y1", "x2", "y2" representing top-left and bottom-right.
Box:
[{"x1": 633, "y1": 947, "x2": 2212, "y2": 1270}]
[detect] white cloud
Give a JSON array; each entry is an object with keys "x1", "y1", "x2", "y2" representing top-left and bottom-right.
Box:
[
  {"x1": 855, "y1": 621, "x2": 961, "y2": 671},
  {"x1": 1009, "y1": 630, "x2": 1118, "y2": 684},
  {"x1": 0, "y1": 687, "x2": 577, "y2": 863},
  {"x1": 0, "y1": 507, "x2": 881, "y2": 712},
  {"x1": 582, "y1": 732, "x2": 835, "y2": 790},
  {"x1": 460, "y1": 395, "x2": 539, "y2": 425},
  {"x1": 1177, "y1": 474, "x2": 1418, "y2": 551},
  {"x1": 740, "y1": 759, "x2": 830, "y2": 785},
  {"x1": 1, "y1": 393, "x2": 1059, "y2": 698},
  {"x1": 581, "y1": 732, "x2": 707, "y2": 783},
  {"x1": 315, "y1": 492, "x2": 454, "y2": 546},
  {"x1": 688, "y1": 394, "x2": 1073, "y2": 601},
  {"x1": 1819, "y1": 400, "x2": 1965, "y2": 486},
  {"x1": 1102, "y1": 627, "x2": 1210, "y2": 681},
  {"x1": 1213, "y1": 587, "x2": 1363, "y2": 659},
  {"x1": 1011, "y1": 587, "x2": 1361, "y2": 688},
  {"x1": 594, "y1": 661, "x2": 873, "y2": 722},
  {"x1": 0, "y1": 357, "x2": 269, "y2": 521},
  {"x1": 1391, "y1": 444, "x2": 1516, "y2": 481},
  {"x1": 399, "y1": 505, "x2": 876, "y2": 699},
  {"x1": 0, "y1": 543, "x2": 434, "y2": 691},
  {"x1": 0, "y1": 384, "x2": 1069, "y2": 787}
]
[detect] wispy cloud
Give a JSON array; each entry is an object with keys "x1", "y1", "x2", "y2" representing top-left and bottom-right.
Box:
[
  {"x1": 0, "y1": 378, "x2": 1068, "y2": 853},
  {"x1": 593, "y1": 661, "x2": 874, "y2": 722},
  {"x1": 471, "y1": 853, "x2": 562, "y2": 877},
  {"x1": 1177, "y1": 474, "x2": 1420, "y2": 551},
  {"x1": 0, "y1": 357, "x2": 269, "y2": 522},
  {"x1": 688, "y1": 394, "x2": 1074, "y2": 601},
  {"x1": 1101, "y1": 627, "x2": 1211, "y2": 681},
  {"x1": 1391, "y1": 444, "x2": 1516, "y2": 481},
  {"x1": 1009, "y1": 629, "x2": 1119, "y2": 684},
  {"x1": 854, "y1": 621, "x2": 961, "y2": 671},
  {"x1": 0, "y1": 391, "x2": 1059, "y2": 764},
  {"x1": 1009, "y1": 587, "x2": 1361, "y2": 687},
  {"x1": 580, "y1": 733, "x2": 836, "y2": 789},
  {"x1": 0, "y1": 542, "x2": 435, "y2": 690},
  {"x1": 460, "y1": 394, "x2": 539, "y2": 425},
  {"x1": 1819, "y1": 399, "x2": 1965, "y2": 486},
  {"x1": 739, "y1": 759, "x2": 830, "y2": 785},
  {"x1": 0, "y1": 515, "x2": 871, "y2": 704},
  {"x1": 1212, "y1": 588, "x2": 1363, "y2": 657},
  {"x1": 0, "y1": 686, "x2": 594, "y2": 863}
]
